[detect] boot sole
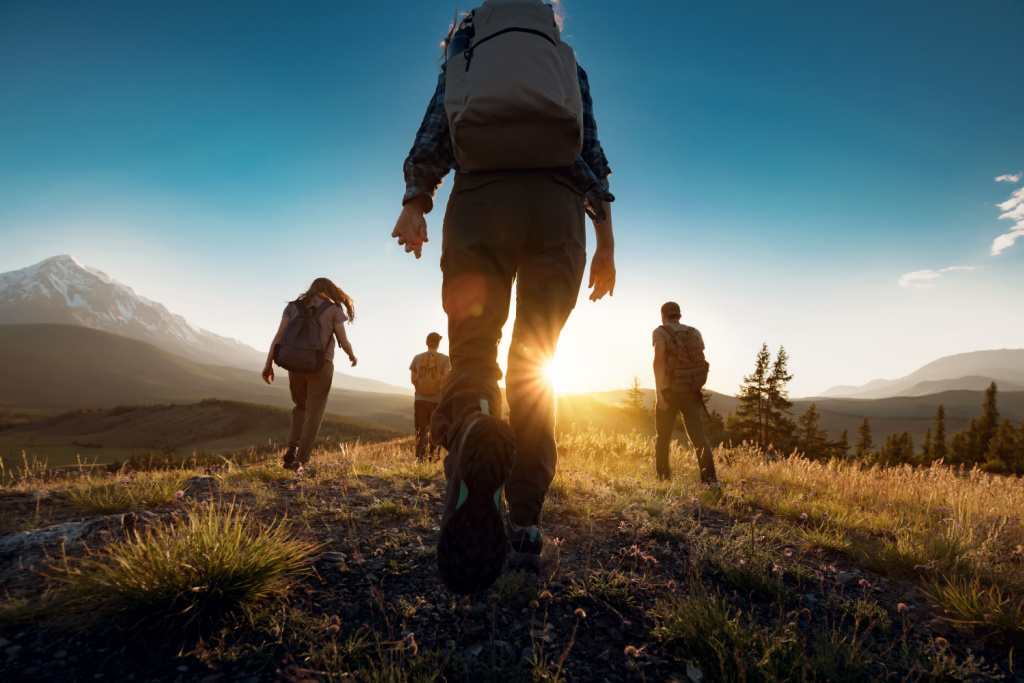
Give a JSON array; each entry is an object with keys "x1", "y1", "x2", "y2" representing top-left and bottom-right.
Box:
[{"x1": 437, "y1": 417, "x2": 513, "y2": 594}]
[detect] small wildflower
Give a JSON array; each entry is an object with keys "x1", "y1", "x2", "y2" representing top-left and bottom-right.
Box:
[
  {"x1": 574, "y1": 608, "x2": 587, "y2": 619},
  {"x1": 539, "y1": 590, "x2": 553, "y2": 601},
  {"x1": 329, "y1": 615, "x2": 341, "y2": 625},
  {"x1": 772, "y1": 564, "x2": 784, "y2": 574},
  {"x1": 327, "y1": 623, "x2": 341, "y2": 634},
  {"x1": 622, "y1": 619, "x2": 632, "y2": 630},
  {"x1": 667, "y1": 579, "x2": 678, "y2": 592},
  {"x1": 800, "y1": 513, "x2": 808, "y2": 521},
  {"x1": 690, "y1": 497, "x2": 700, "y2": 504},
  {"x1": 288, "y1": 484, "x2": 296, "y2": 491},
  {"x1": 822, "y1": 512, "x2": 830, "y2": 520},
  {"x1": 618, "y1": 521, "x2": 629, "y2": 530},
  {"x1": 784, "y1": 547, "x2": 794, "y2": 557},
  {"x1": 489, "y1": 593, "x2": 501, "y2": 604},
  {"x1": 373, "y1": 548, "x2": 384, "y2": 557},
  {"x1": 175, "y1": 490, "x2": 185, "y2": 500},
  {"x1": 624, "y1": 645, "x2": 640, "y2": 658},
  {"x1": 814, "y1": 570, "x2": 824, "y2": 581},
  {"x1": 551, "y1": 537, "x2": 564, "y2": 547},
  {"x1": 528, "y1": 600, "x2": 539, "y2": 610},
  {"x1": 897, "y1": 603, "x2": 909, "y2": 614},
  {"x1": 268, "y1": 626, "x2": 281, "y2": 638},
  {"x1": 404, "y1": 632, "x2": 418, "y2": 656},
  {"x1": 934, "y1": 637, "x2": 949, "y2": 648},
  {"x1": 296, "y1": 465, "x2": 307, "y2": 476},
  {"x1": 858, "y1": 579, "x2": 871, "y2": 588}
]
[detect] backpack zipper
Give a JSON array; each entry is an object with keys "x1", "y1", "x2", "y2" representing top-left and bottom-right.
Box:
[{"x1": 463, "y1": 27, "x2": 556, "y2": 72}]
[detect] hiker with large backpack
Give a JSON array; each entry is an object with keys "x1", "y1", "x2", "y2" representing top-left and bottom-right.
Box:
[
  {"x1": 410, "y1": 332, "x2": 452, "y2": 460},
  {"x1": 262, "y1": 278, "x2": 357, "y2": 471},
  {"x1": 391, "y1": 0, "x2": 616, "y2": 594},
  {"x1": 652, "y1": 301, "x2": 719, "y2": 485}
]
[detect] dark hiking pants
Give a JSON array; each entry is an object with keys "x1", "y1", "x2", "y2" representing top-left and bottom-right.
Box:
[
  {"x1": 655, "y1": 389, "x2": 718, "y2": 483},
  {"x1": 414, "y1": 399, "x2": 439, "y2": 460},
  {"x1": 288, "y1": 361, "x2": 334, "y2": 464},
  {"x1": 429, "y1": 169, "x2": 587, "y2": 528}
]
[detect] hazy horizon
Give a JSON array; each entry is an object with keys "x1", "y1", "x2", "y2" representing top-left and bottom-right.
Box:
[{"x1": 2, "y1": 0, "x2": 1022, "y2": 397}]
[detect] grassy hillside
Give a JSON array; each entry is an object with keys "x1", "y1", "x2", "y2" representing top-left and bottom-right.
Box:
[
  {"x1": 1, "y1": 430, "x2": 1021, "y2": 681},
  {"x1": 0, "y1": 398, "x2": 403, "y2": 468},
  {"x1": 0, "y1": 324, "x2": 413, "y2": 429}
]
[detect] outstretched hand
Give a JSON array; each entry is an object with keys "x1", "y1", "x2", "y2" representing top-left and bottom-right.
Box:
[
  {"x1": 588, "y1": 247, "x2": 616, "y2": 301},
  {"x1": 391, "y1": 204, "x2": 429, "y2": 259}
]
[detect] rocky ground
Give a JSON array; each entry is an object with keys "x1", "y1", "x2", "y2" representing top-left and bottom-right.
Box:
[{"x1": 1, "y1": 459, "x2": 1022, "y2": 682}]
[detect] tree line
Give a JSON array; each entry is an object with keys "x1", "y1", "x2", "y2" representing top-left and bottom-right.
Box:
[{"x1": 698, "y1": 344, "x2": 1024, "y2": 475}]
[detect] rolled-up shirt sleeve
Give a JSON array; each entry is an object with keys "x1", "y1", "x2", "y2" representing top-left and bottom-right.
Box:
[{"x1": 402, "y1": 72, "x2": 459, "y2": 214}]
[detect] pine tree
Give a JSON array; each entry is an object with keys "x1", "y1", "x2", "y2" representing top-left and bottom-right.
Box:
[
  {"x1": 932, "y1": 405, "x2": 947, "y2": 463},
  {"x1": 703, "y1": 408, "x2": 727, "y2": 448},
  {"x1": 855, "y1": 418, "x2": 874, "y2": 459},
  {"x1": 733, "y1": 343, "x2": 772, "y2": 448},
  {"x1": 765, "y1": 346, "x2": 796, "y2": 451},
  {"x1": 976, "y1": 382, "x2": 999, "y2": 457},
  {"x1": 921, "y1": 427, "x2": 932, "y2": 463},
  {"x1": 796, "y1": 403, "x2": 828, "y2": 460},
  {"x1": 983, "y1": 418, "x2": 1018, "y2": 475},
  {"x1": 623, "y1": 376, "x2": 647, "y2": 416}
]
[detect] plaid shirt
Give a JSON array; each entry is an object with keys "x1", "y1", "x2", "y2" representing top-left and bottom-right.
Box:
[{"x1": 402, "y1": 64, "x2": 614, "y2": 223}]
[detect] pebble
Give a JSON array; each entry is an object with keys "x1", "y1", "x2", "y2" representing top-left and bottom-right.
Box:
[
  {"x1": 835, "y1": 572, "x2": 857, "y2": 586},
  {"x1": 6, "y1": 645, "x2": 23, "y2": 657},
  {"x1": 0, "y1": 638, "x2": 8, "y2": 648}
]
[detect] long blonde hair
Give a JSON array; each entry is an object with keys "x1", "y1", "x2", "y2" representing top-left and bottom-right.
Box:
[{"x1": 295, "y1": 278, "x2": 355, "y2": 323}]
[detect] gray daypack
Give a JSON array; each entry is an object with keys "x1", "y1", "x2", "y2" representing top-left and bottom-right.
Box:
[
  {"x1": 661, "y1": 324, "x2": 710, "y2": 393},
  {"x1": 443, "y1": 0, "x2": 584, "y2": 171},
  {"x1": 273, "y1": 300, "x2": 335, "y2": 373}
]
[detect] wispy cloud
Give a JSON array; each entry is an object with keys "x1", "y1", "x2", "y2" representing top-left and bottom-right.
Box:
[
  {"x1": 992, "y1": 183, "x2": 1024, "y2": 256},
  {"x1": 898, "y1": 265, "x2": 979, "y2": 288},
  {"x1": 994, "y1": 173, "x2": 1021, "y2": 183}
]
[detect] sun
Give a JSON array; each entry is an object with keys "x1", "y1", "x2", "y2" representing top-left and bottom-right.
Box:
[{"x1": 544, "y1": 356, "x2": 573, "y2": 394}]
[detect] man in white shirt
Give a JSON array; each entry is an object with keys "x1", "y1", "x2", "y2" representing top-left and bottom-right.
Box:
[{"x1": 409, "y1": 332, "x2": 451, "y2": 460}]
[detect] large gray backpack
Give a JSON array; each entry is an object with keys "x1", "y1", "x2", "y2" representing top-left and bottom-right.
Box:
[
  {"x1": 661, "y1": 325, "x2": 710, "y2": 393},
  {"x1": 274, "y1": 301, "x2": 335, "y2": 373},
  {"x1": 443, "y1": 0, "x2": 583, "y2": 171}
]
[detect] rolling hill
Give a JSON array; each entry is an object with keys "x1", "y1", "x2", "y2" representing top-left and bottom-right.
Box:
[
  {"x1": 1, "y1": 398, "x2": 402, "y2": 467},
  {"x1": 820, "y1": 349, "x2": 1024, "y2": 399},
  {"x1": 0, "y1": 324, "x2": 414, "y2": 430}
]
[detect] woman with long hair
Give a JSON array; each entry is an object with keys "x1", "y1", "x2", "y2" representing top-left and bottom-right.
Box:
[{"x1": 262, "y1": 277, "x2": 357, "y2": 470}]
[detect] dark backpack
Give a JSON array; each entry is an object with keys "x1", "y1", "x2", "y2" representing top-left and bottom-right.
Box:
[
  {"x1": 273, "y1": 300, "x2": 335, "y2": 373},
  {"x1": 661, "y1": 324, "x2": 710, "y2": 392}
]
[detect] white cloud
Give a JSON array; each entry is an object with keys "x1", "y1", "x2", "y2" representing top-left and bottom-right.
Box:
[
  {"x1": 898, "y1": 265, "x2": 980, "y2": 288},
  {"x1": 992, "y1": 185, "x2": 1024, "y2": 255},
  {"x1": 995, "y1": 173, "x2": 1022, "y2": 183}
]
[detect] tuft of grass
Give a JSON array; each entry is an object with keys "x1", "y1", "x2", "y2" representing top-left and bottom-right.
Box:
[
  {"x1": 924, "y1": 576, "x2": 1024, "y2": 646},
  {"x1": 52, "y1": 500, "x2": 318, "y2": 629},
  {"x1": 62, "y1": 472, "x2": 191, "y2": 514},
  {"x1": 367, "y1": 499, "x2": 418, "y2": 521},
  {"x1": 565, "y1": 570, "x2": 636, "y2": 610}
]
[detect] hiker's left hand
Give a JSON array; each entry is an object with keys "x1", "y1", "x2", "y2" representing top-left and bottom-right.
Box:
[
  {"x1": 262, "y1": 363, "x2": 275, "y2": 384},
  {"x1": 588, "y1": 247, "x2": 616, "y2": 301}
]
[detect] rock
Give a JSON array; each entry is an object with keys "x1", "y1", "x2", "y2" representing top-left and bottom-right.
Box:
[
  {"x1": 803, "y1": 593, "x2": 818, "y2": 604},
  {"x1": 928, "y1": 618, "x2": 949, "y2": 636},
  {"x1": 322, "y1": 552, "x2": 348, "y2": 562},
  {"x1": 687, "y1": 661, "x2": 704, "y2": 682},
  {"x1": 5, "y1": 645, "x2": 23, "y2": 658},
  {"x1": 835, "y1": 572, "x2": 857, "y2": 586},
  {"x1": 492, "y1": 640, "x2": 515, "y2": 661},
  {"x1": 0, "y1": 638, "x2": 8, "y2": 648}
]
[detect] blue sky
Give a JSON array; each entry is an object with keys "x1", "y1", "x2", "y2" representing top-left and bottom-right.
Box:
[{"x1": 1, "y1": 0, "x2": 1022, "y2": 396}]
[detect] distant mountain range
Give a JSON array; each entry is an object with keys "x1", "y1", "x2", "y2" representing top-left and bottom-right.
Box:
[
  {"x1": 0, "y1": 256, "x2": 409, "y2": 395},
  {"x1": 820, "y1": 349, "x2": 1024, "y2": 399},
  {"x1": 0, "y1": 324, "x2": 413, "y2": 430}
]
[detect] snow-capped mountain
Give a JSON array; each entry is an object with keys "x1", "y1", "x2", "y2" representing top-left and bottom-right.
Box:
[{"x1": 0, "y1": 255, "x2": 264, "y2": 369}]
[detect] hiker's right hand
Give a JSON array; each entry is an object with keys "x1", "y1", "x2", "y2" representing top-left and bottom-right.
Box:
[
  {"x1": 262, "y1": 363, "x2": 274, "y2": 384},
  {"x1": 392, "y1": 204, "x2": 429, "y2": 259},
  {"x1": 657, "y1": 399, "x2": 668, "y2": 411}
]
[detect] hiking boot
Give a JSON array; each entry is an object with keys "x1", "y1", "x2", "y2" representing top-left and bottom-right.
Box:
[
  {"x1": 283, "y1": 445, "x2": 299, "y2": 470},
  {"x1": 436, "y1": 412, "x2": 515, "y2": 594},
  {"x1": 506, "y1": 519, "x2": 543, "y2": 574}
]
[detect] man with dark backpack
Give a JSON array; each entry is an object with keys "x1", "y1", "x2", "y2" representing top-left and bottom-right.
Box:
[
  {"x1": 410, "y1": 332, "x2": 451, "y2": 460},
  {"x1": 262, "y1": 278, "x2": 357, "y2": 471},
  {"x1": 391, "y1": 0, "x2": 616, "y2": 594},
  {"x1": 652, "y1": 301, "x2": 719, "y2": 485}
]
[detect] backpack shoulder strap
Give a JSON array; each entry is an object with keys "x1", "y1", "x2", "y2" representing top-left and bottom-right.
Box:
[{"x1": 315, "y1": 300, "x2": 335, "y2": 316}]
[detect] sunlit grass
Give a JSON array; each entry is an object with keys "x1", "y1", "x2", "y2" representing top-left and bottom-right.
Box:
[{"x1": 62, "y1": 471, "x2": 191, "y2": 514}]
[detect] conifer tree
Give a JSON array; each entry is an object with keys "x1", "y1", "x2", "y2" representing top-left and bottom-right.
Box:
[
  {"x1": 796, "y1": 403, "x2": 828, "y2": 460},
  {"x1": 765, "y1": 346, "x2": 796, "y2": 450},
  {"x1": 976, "y1": 381, "x2": 999, "y2": 457},
  {"x1": 984, "y1": 418, "x2": 1019, "y2": 475},
  {"x1": 734, "y1": 343, "x2": 772, "y2": 448},
  {"x1": 855, "y1": 418, "x2": 874, "y2": 459},
  {"x1": 834, "y1": 428, "x2": 850, "y2": 459},
  {"x1": 932, "y1": 405, "x2": 947, "y2": 463},
  {"x1": 623, "y1": 376, "x2": 647, "y2": 416},
  {"x1": 921, "y1": 427, "x2": 932, "y2": 463}
]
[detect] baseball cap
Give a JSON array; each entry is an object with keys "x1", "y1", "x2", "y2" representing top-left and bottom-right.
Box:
[
  {"x1": 426, "y1": 332, "x2": 443, "y2": 345},
  {"x1": 661, "y1": 301, "x2": 681, "y2": 317}
]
